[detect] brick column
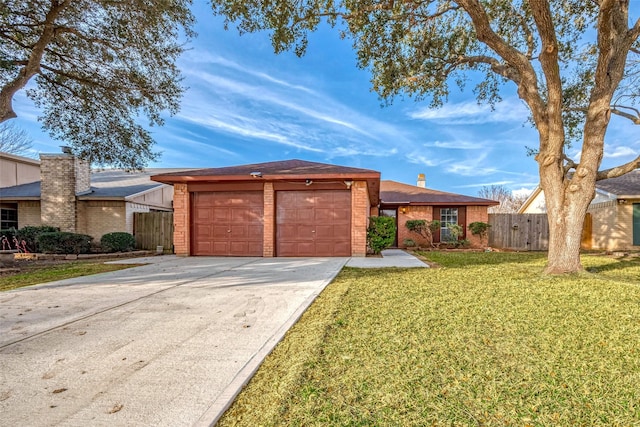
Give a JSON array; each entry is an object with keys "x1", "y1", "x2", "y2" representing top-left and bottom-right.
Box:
[
  {"x1": 263, "y1": 182, "x2": 275, "y2": 257},
  {"x1": 40, "y1": 153, "x2": 90, "y2": 232},
  {"x1": 173, "y1": 183, "x2": 190, "y2": 256},
  {"x1": 351, "y1": 181, "x2": 369, "y2": 257}
]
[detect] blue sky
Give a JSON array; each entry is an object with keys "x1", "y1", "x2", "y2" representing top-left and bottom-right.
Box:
[{"x1": 10, "y1": 2, "x2": 640, "y2": 197}]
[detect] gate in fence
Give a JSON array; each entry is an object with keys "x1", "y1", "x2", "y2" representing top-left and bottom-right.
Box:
[{"x1": 134, "y1": 212, "x2": 174, "y2": 252}]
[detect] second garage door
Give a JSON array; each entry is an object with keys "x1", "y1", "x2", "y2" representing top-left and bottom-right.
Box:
[
  {"x1": 277, "y1": 190, "x2": 351, "y2": 256},
  {"x1": 192, "y1": 191, "x2": 263, "y2": 256}
]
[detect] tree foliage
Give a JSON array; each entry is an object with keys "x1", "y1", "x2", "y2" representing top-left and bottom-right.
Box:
[
  {"x1": 0, "y1": 121, "x2": 33, "y2": 156},
  {"x1": 0, "y1": 1, "x2": 195, "y2": 169},
  {"x1": 211, "y1": 0, "x2": 640, "y2": 273}
]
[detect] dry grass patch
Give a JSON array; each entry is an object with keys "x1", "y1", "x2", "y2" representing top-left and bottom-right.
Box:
[
  {"x1": 0, "y1": 261, "x2": 141, "y2": 292},
  {"x1": 218, "y1": 252, "x2": 640, "y2": 426}
]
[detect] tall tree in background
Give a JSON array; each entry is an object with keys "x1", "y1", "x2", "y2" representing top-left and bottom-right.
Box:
[
  {"x1": 212, "y1": 0, "x2": 640, "y2": 273},
  {"x1": 0, "y1": 122, "x2": 33, "y2": 156},
  {"x1": 0, "y1": 1, "x2": 194, "y2": 169},
  {"x1": 478, "y1": 185, "x2": 528, "y2": 213}
]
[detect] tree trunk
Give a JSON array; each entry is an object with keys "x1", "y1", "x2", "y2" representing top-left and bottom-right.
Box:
[{"x1": 545, "y1": 198, "x2": 589, "y2": 274}]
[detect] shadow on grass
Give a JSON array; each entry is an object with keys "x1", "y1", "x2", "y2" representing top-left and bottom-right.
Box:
[{"x1": 414, "y1": 250, "x2": 548, "y2": 269}]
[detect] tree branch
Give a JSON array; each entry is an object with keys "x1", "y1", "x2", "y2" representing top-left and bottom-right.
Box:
[
  {"x1": 597, "y1": 156, "x2": 640, "y2": 180},
  {"x1": 610, "y1": 104, "x2": 640, "y2": 124}
]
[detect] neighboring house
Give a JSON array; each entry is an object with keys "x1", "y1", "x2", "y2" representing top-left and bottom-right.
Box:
[
  {"x1": 152, "y1": 160, "x2": 498, "y2": 257},
  {"x1": 379, "y1": 179, "x2": 499, "y2": 248},
  {"x1": 0, "y1": 150, "x2": 187, "y2": 240},
  {"x1": 518, "y1": 170, "x2": 640, "y2": 250}
]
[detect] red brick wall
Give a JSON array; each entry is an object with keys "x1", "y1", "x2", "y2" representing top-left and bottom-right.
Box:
[
  {"x1": 465, "y1": 205, "x2": 490, "y2": 248},
  {"x1": 173, "y1": 183, "x2": 190, "y2": 256},
  {"x1": 263, "y1": 182, "x2": 275, "y2": 257},
  {"x1": 351, "y1": 181, "x2": 369, "y2": 256},
  {"x1": 397, "y1": 206, "x2": 434, "y2": 248},
  {"x1": 395, "y1": 205, "x2": 490, "y2": 249}
]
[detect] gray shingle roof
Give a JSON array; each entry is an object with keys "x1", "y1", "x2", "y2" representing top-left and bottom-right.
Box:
[
  {"x1": 0, "y1": 168, "x2": 195, "y2": 200},
  {"x1": 380, "y1": 180, "x2": 499, "y2": 206},
  {"x1": 596, "y1": 170, "x2": 640, "y2": 196}
]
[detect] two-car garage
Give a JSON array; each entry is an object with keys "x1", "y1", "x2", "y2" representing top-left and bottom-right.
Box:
[
  {"x1": 191, "y1": 189, "x2": 351, "y2": 257},
  {"x1": 153, "y1": 160, "x2": 380, "y2": 257}
]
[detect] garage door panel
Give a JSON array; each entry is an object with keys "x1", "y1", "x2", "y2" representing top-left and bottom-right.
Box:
[
  {"x1": 276, "y1": 190, "x2": 351, "y2": 256},
  {"x1": 192, "y1": 191, "x2": 263, "y2": 256}
]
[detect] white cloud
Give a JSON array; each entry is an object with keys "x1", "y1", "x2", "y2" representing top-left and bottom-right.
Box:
[
  {"x1": 604, "y1": 145, "x2": 637, "y2": 159},
  {"x1": 409, "y1": 98, "x2": 529, "y2": 124},
  {"x1": 424, "y1": 140, "x2": 486, "y2": 150}
]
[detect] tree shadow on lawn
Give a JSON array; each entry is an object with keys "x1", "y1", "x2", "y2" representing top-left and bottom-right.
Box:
[
  {"x1": 415, "y1": 250, "x2": 548, "y2": 269},
  {"x1": 583, "y1": 254, "x2": 640, "y2": 277}
]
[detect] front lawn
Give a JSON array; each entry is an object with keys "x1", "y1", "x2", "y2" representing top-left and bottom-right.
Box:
[
  {"x1": 218, "y1": 252, "x2": 640, "y2": 426},
  {"x1": 0, "y1": 260, "x2": 142, "y2": 292}
]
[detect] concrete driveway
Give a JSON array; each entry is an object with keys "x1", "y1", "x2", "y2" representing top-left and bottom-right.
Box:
[{"x1": 0, "y1": 256, "x2": 347, "y2": 426}]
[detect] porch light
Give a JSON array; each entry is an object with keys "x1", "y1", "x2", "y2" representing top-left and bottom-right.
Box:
[
  {"x1": 250, "y1": 171, "x2": 262, "y2": 178},
  {"x1": 305, "y1": 179, "x2": 313, "y2": 186},
  {"x1": 400, "y1": 207, "x2": 407, "y2": 214},
  {"x1": 344, "y1": 180, "x2": 353, "y2": 189}
]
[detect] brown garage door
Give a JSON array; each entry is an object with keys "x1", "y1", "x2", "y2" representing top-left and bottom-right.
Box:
[
  {"x1": 192, "y1": 191, "x2": 263, "y2": 256},
  {"x1": 277, "y1": 190, "x2": 351, "y2": 256}
]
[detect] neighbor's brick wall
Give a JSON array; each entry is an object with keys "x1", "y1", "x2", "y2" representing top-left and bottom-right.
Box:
[
  {"x1": 263, "y1": 182, "x2": 275, "y2": 257},
  {"x1": 74, "y1": 157, "x2": 91, "y2": 194},
  {"x1": 173, "y1": 183, "x2": 190, "y2": 256},
  {"x1": 17, "y1": 201, "x2": 42, "y2": 227},
  {"x1": 587, "y1": 200, "x2": 637, "y2": 251},
  {"x1": 351, "y1": 180, "x2": 369, "y2": 256},
  {"x1": 77, "y1": 200, "x2": 126, "y2": 240},
  {"x1": 397, "y1": 206, "x2": 433, "y2": 248}
]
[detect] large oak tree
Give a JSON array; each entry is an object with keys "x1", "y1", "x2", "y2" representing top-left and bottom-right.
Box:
[
  {"x1": 212, "y1": 0, "x2": 640, "y2": 273},
  {"x1": 0, "y1": 0, "x2": 194, "y2": 169}
]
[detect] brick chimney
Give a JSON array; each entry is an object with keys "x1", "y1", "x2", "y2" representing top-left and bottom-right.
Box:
[
  {"x1": 39, "y1": 150, "x2": 91, "y2": 232},
  {"x1": 417, "y1": 173, "x2": 426, "y2": 188}
]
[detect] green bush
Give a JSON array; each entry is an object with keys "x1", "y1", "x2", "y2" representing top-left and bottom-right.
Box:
[
  {"x1": 100, "y1": 232, "x2": 136, "y2": 253},
  {"x1": 16, "y1": 225, "x2": 59, "y2": 253},
  {"x1": 403, "y1": 238, "x2": 416, "y2": 248},
  {"x1": 367, "y1": 216, "x2": 396, "y2": 254},
  {"x1": 468, "y1": 221, "x2": 491, "y2": 238},
  {"x1": 37, "y1": 232, "x2": 93, "y2": 254}
]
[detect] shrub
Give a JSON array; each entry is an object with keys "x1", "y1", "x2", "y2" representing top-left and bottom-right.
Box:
[
  {"x1": 100, "y1": 232, "x2": 136, "y2": 253},
  {"x1": 469, "y1": 221, "x2": 491, "y2": 246},
  {"x1": 367, "y1": 216, "x2": 396, "y2": 254},
  {"x1": 16, "y1": 225, "x2": 59, "y2": 253},
  {"x1": 403, "y1": 238, "x2": 416, "y2": 248},
  {"x1": 405, "y1": 219, "x2": 440, "y2": 248},
  {"x1": 37, "y1": 232, "x2": 93, "y2": 254},
  {"x1": 444, "y1": 223, "x2": 464, "y2": 246}
]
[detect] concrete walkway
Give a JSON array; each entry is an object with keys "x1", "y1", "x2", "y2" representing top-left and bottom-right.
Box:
[
  {"x1": 346, "y1": 249, "x2": 429, "y2": 268},
  {"x1": 0, "y1": 256, "x2": 347, "y2": 427}
]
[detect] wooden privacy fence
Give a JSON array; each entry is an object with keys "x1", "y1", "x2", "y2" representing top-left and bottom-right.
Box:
[
  {"x1": 488, "y1": 213, "x2": 550, "y2": 251},
  {"x1": 134, "y1": 212, "x2": 174, "y2": 252}
]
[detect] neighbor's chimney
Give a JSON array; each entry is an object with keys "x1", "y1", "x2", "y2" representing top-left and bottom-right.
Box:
[
  {"x1": 417, "y1": 173, "x2": 426, "y2": 188},
  {"x1": 39, "y1": 148, "x2": 91, "y2": 232}
]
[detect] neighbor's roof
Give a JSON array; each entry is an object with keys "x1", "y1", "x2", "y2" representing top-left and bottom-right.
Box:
[
  {"x1": 595, "y1": 169, "x2": 640, "y2": 197},
  {"x1": 0, "y1": 168, "x2": 195, "y2": 200},
  {"x1": 380, "y1": 180, "x2": 499, "y2": 206}
]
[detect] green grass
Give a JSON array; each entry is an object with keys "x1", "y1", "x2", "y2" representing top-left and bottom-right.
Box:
[
  {"x1": 0, "y1": 261, "x2": 141, "y2": 292},
  {"x1": 218, "y1": 252, "x2": 640, "y2": 426}
]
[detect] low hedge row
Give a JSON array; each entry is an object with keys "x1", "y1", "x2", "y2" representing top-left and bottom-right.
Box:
[{"x1": 37, "y1": 232, "x2": 93, "y2": 254}]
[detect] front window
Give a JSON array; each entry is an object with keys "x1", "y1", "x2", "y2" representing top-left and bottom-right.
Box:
[
  {"x1": 440, "y1": 208, "x2": 458, "y2": 241},
  {"x1": 1, "y1": 208, "x2": 18, "y2": 230}
]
